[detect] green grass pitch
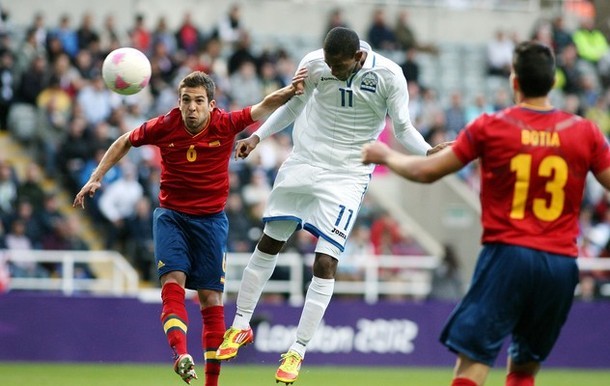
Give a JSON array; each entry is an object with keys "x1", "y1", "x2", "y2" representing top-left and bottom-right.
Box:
[{"x1": 0, "y1": 363, "x2": 608, "y2": 385}]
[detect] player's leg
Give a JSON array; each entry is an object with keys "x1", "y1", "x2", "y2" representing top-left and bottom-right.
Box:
[
  {"x1": 187, "y1": 211, "x2": 230, "y2": 386},
  {"x1": 154, "y1": 208, "x2": 197, "y2": 384},
  {"x1": 451, "y1": 353, "x2": 490, "y2": 386},
  {"x1": 505, "y1": 249, "x2": 577, "y2": 386},
  {"x1": 276, "y1": 240, "x2": 338, "y2": 384},
  {"x1": 216, "y1": 220, "x2": 298, "y2": 360},
  {"x1": 198, "y1": 290, "x2": 225, "y2": 386},
  {"x1": 505, "y1": 358, "x2": 538, "y2": 386}
]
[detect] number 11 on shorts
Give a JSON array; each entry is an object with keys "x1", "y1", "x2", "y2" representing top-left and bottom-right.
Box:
[{"x1": 334, "y1": 205, "x2": 354, "y2": 231}]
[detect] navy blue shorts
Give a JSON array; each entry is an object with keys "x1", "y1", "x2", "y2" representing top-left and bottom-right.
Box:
[
  {"x1": 153, "y1": 207, "x2": 227, "y2": 291},
  {"x1": 440, "y1": 243, "x2": 579, "y2": 367}
]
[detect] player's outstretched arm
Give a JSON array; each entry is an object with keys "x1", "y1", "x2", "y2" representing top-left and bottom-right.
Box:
[
  {"x1": 362, "y1": 141, "x2": 463, "y2": 183},
  {"x1": 250, "y1": 67, "x2": 307, "y2": 121},
  {"x1": 73, "y1": 132, "x2": 132, "y2": 209},
  {"x1": 426, "y1": 141, "x2": 455, "y2": 156},
  {"x1": 234, "y1": 134, "x2": 261, "y2": 160}
]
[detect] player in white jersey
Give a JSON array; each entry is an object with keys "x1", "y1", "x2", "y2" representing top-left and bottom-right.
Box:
[{"x1": 216, "y1": 27, "x2": 449, "y2": 384}]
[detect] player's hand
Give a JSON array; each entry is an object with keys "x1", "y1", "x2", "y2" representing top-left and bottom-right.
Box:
[
  {"x1": 292, "y1": 67, "x2": 308, "y2": 95},
  {"x1": 426, "y1": 141, "x2": 454, "y2": 156},
  {"x1": 73, "y1": 181, "x2": 102, "y2": 209},
  {"x1": 361, "y1": 142, "x2": 391, "y2": 165},
  {"x1": 234, "y1": 134, "x2": 261, "y2": 160}
]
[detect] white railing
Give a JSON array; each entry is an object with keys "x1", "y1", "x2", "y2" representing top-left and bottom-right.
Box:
[
  {"x1": 4, "y1": 250, "x2": 610, "y2": 302},
  {"x1": 3, "y1": 250, "x2": 139, "y2": 296},
  {"x1": 224, "y1": 253, "x2": 440, "y2": 305},
  {"x1": 577, "y1": 257, "x2": 610, "y2": 297}
]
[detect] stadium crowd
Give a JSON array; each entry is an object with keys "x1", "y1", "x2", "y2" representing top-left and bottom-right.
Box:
[{"x1": 0, "y1": 3, "x2": 609, "y2": 299}]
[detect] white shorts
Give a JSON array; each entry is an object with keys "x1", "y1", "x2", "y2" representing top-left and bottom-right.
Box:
[{"x1": 263, "y1": 157, "x2": 370, "y2": 254}]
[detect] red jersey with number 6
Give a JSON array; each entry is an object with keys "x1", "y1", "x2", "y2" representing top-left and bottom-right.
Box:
[
  {"x1": 452, "y1": 105, "x2": 610, "y2": 256},
  {"x1": 129, "y1": 106, "x2": 253, "y2": 215}
]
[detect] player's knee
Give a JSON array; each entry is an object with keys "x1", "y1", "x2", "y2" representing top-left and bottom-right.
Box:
[
  {"x1": 312, "y1": 253, "x2": 339, "y2": 279},
  {"x1": 260, "y1": 221, "x2": 298, "y2": 254}
]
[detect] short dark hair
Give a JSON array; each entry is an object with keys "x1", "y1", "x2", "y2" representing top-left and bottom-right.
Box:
[
  {"x1": 512, "y1": 41, "x2": 555, "y2": 98},
  {"x1": 323, "y1": 27, "x2": 360, "y2": 58},
  {"x1": 178, "y1": 71, "x2": 216, "y2": 101}
]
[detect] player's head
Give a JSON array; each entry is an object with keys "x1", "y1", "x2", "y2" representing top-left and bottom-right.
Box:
[
  {"x1": 323, "y1": 27, "x2": 365, "y2": 81},
  {"x1": 511, "y1": 41, "x2": 555, "y2": 98},
  {"x1": 178, "y1": 71, "x2": 217, "y2": 133}
]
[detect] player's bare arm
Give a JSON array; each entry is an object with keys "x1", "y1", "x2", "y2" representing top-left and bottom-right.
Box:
[
  {"x1": 250, "y1": 67, "x2": 308, "y2": 121},
  {"x1": 73, "y1": 132, "x2": 132, "y2": 209},
  {"x1": 362, "y1": 141, "x2": 463, "y2": 183}
]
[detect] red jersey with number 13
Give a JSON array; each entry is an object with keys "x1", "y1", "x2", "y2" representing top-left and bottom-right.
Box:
[
  {"x1": 452, "y1": 106, "x2": 610, "y2": 256},
  {"x1": 129, "y1": 106, "x2": 253, "y2": 215}
]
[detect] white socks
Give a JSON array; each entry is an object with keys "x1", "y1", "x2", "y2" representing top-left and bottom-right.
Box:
[
  {"x1": 289, "y1": 276, "x2": 335, "y2": 358},
  {"x1": 232, "y1": 247, "x2": 278, "y2": 329}
]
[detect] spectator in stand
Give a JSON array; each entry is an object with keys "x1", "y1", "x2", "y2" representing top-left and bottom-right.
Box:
[
  {"x1": 76, "y1": 12, "x2": 99, "y2": 51},
  {"x1": 227, "y1": 30, "x2": 258, "y2": 76},
  {"x1": 9, "y1": 200, "x2": 44, "y2": 249},
  {"x1": 551, "y1": 15, "x2": 573, "y2": 55},
  {"x1": 99, "y1": 14, "x2": 124, "y2": 51},
  {"x1": 57, "y1": 116, "x2": 91, "y2": 193},
  {"x1": 0, "y1": 48, "x2": 14, "y2": 132},
  {"x1": 572, "y1": 16, "x2": 609, "y2": 65},
  {"x1": 51, "y1": 52, "x2": 82, "y2": 99},
  {"x1": 584, "y1": 91, "x2": 610, "y2": 137},
  {"x1": 50, "y1": 14, "x2": 78, "y2": 59},
  {"x1": 152, "y1": 16, "x2": 177, "y2": 57},
  {"x1": 555, "y1": 43, "x2": 585, "y2": 96},
  {"x1": 36, "y1": 74, "x2": 73, "y2": 175},
  {"x1": 214, "y1": 3, "x2": 244, "y2": 49},
  {"x1": 486, "y1": 29, "x2": 514, "y2": 77},
  {"x1": 394, "y1": 10, "x2": 438, "y2": 54},
  {"x1": 465, "y1": 93, "x2": 494, "y2": 124},
  {"x1": 5, "y1": 218, "x2": 49, "y2": 278},
  {"x1": 125, "y1": 196, "x2": 155, "y2": 281},
  {"x1": 323, "y1": 8, "x2": 349, "y2": 37},
  {"x1": 429, "y1": 244, "x2": 464, "y2": 301},
  {"x1": 229, "y1": 60, "x2": 263, "y2": 108},
  {"x1": 445, "y1": 91, "x2": 467, "y2": 138},
  {"x1": 0, "y1": 160, "x2": 16, "y2": 224},
  {"x1": 97, "y1": 161, "x2": 143, "y2": 250},
  {"x1": 176, "y1": 13, "x2": 201, "y2": 55},
  {"x1": 76, "y1": 72, "x2": 118, "y2": 127},
  {"x1": 13, "y1": 28, "x2": 46, "y2": 83},
  {"x1": 129, "y1": 14, "x2": 151, "y2": 55},
  {"x1": 399, "y1": 47, "x2": 420, "y2": 87},
  {"x1": 27, "y1": 12, "x2": 48, "y2": 51},
  {"x1": 38, "y1": 192, "x2": 64, "y2": 236},
  {"x1": 225, "y1": 192, "x2": 256, "y2": 253},
  {"x1": 337, "y1": 222, "x2": 372, "y2": 282},
  {"x1": 14, "y1": 53, "x2": 47, "y2": 107},
  {"x1": 367, "y1": 8, "x2": 396, "y2": 51},
  {"x1": 16, "y1": 162, "x2": 45, "y2": 213}
]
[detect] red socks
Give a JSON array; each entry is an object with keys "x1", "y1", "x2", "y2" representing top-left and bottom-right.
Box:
[
  {"x1": 451, "y1": 378, "x2": 478, "y2": 386},
  {"x1": 160, "y1": 283, "x2": 188, "y2": 358},
  {"x1": 201, "y1": 305, "x2": 225, "y2": 386},
  {"x1": 506, "y1": 372, "x2": 535, "y2": 386}
]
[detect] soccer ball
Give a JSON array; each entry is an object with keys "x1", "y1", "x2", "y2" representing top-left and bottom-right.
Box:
[{"x1": 102, "y1": 47, "x2": 151, "y2": 95}]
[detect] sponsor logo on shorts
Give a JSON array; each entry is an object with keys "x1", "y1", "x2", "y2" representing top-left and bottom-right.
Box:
[
  {"x1": 330, "y1": 227, "x2": 347, "y2": 240},
  {"x1": 157, "y1": 260, "x2": 165, "y2": 269}
]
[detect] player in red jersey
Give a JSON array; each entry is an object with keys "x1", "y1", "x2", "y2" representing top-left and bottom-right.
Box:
[
  {"x1": 362, "y1": 41, "x2": 610, "y2": 386},
  {"x1": 73, "y1": 69, "x2": 306, "y2": 385}
]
